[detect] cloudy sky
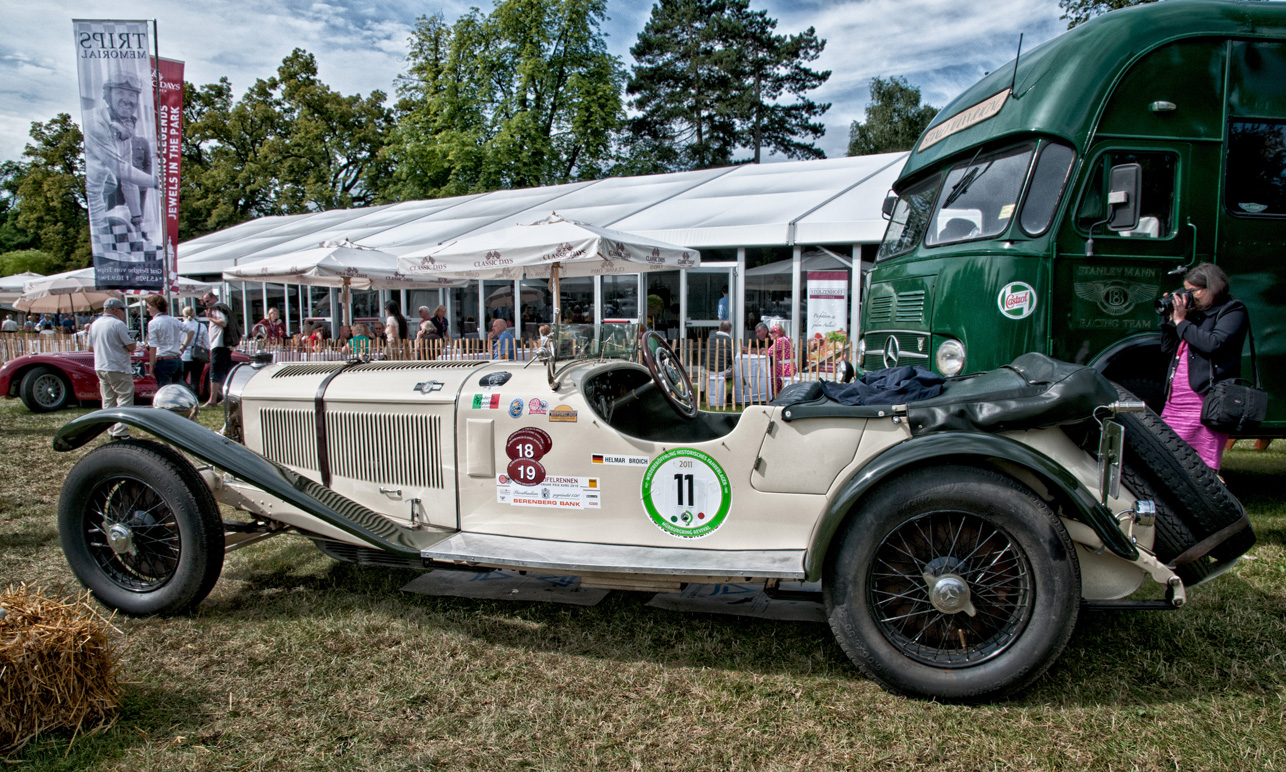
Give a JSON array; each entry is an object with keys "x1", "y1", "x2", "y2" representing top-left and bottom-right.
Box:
[{"x1": 1, "y1": 0, "x2": 1068, "y2": 165}]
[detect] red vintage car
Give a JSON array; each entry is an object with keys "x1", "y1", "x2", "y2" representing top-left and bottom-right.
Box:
[{"x1": 0, "y1": 349, "x2": 249, "y2": 413}]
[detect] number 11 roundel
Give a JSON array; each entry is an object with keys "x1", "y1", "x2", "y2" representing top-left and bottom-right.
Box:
[{"x1": 640, "y1": 448, "x2": 731, "y2": 539}]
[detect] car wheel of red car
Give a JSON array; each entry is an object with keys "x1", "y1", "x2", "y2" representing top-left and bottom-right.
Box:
[{"x1": 20, "y1": 366, "x2": 71, "y2": 412}]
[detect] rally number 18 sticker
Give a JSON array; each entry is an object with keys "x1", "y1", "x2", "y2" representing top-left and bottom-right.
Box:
[{"x1": 640, "y1": 448, "x2": 731, "y2": 539}]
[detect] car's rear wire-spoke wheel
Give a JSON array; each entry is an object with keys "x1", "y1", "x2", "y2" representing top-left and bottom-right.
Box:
[
  {"x1": 83, "y1": 476, "x2": 182, "y2": 592},
  {"x1": 825, "y1": 465, "x2": 1079, "y2": 701},
  {"x1": 870, "y1": 511, "x2": 1033, "y2": 668}
]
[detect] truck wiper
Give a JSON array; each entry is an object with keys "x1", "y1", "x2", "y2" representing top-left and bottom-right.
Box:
[{"x1": 943, "y1": 158, "x2": 994, "y2": 209}]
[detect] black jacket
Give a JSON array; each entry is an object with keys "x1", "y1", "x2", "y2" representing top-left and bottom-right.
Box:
[{"x1": 1161, "y1": 298, "x2": 1248, "y2": 397}]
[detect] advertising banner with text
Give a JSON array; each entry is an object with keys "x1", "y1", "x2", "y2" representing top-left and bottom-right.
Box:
[
  {"x1": 806, "y1": 271, "x2": 848, "y2": 340},
  {"x1": 74, "y1": 19, "x2": 164, "y2": 291},
  {"x1": 154, "y1": 57, "x2": 183, "y2": 294}
]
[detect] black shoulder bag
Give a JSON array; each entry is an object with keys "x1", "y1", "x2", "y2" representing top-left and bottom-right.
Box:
[{"x1": 1201, "y1": 315, "x2": 1268, "y2": 434}]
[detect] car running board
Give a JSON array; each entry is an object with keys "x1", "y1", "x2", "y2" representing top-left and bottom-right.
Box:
[{"x1": 421, "y1": 532, "x2": 807, "y2": 580}]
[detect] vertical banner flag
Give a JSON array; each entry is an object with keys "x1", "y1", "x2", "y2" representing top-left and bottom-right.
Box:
[
  {"x1": 74, "y1": 20, "x2": 164, "y2": 291},
  {"x1": 806, "y1": 271, "x2": 848, "y2": 340},
  {"x1": 153, "y1": 57, "x2": 184, "y2": 294}
]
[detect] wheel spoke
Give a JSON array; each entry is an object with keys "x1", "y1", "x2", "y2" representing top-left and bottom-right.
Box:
[{"x1": 867, "y1": 509, "x2": 1034, "y2": 668}]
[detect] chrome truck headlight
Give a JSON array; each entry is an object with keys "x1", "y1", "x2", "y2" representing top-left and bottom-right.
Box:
[
  {"x1": 857, "y1": 337, "x2": 867, "y2": 362},
  {"x1": 935, "y1": 339, "x2": 967, "y2": 376},
  {"x1": 221, "y1": 363, "x2": 261, "y2": 443}
]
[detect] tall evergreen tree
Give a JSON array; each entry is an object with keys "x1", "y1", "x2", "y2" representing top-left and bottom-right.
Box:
[
  {"x1": 625, "y1": 0, "x2": 830, "y2": 172},
  {"x1": 387, "y1": 0, "x2": 625, "y2": 200},
  {"x1": 727, "y1": 5, "x2": 829, "y2": 164},
  {"x1": 847, "y1": 76, "x2": 938, "y2": 156}
]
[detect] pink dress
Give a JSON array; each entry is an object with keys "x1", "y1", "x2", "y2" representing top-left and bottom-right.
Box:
[
  {"x1": 1161, "y1": 341, "x2": 1229, "y2": 470},
  {"x1": 769, "y1": 336, "x2": 795, "y2": 394}
]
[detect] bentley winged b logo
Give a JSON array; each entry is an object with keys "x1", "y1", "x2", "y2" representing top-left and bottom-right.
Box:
[{"x1": 1074, "y1": 281, "x2": 1158, "y2": 317}]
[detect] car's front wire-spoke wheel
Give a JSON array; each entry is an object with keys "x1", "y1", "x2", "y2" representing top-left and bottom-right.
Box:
[
  {"x1": 825, "y1": 465, "x2": 1079, "y2": 701},
  {"x1": 59, "y1": 440, "x2": 223, "y2": 616}
]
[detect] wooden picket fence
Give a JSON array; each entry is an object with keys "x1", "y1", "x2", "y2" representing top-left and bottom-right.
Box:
[{"x1": 0, "y1": 331, "x2": 859, "y2": 411}]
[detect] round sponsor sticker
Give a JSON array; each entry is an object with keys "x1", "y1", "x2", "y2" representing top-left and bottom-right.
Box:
[
  {"x1": 997, "y1": 281, "x2": 1037, "y2": 320},
  {"x1": 640, "y1": 448, "x2": 731, "y2": 539},
  {"x1": 506, "y1": 427, "x2": 552, "y2": 460},
  {"x1": 506, "y1": 457, "x2": 546, "y2": 486}
]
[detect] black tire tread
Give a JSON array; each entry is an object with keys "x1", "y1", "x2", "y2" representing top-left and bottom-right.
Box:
[
  {"x1": 1113, "y1": 384, "x2": 1244, "y2": 538},
  {"x1": 1120, "y1": 462, "x2": 1213, "y2": 586},
  {"x1": 20, "y1": 365, "x2": 70, "y2": 413},
  {"x1": 824, "y1": 465, "x2": 1080, "y2": 702},
  {"x1": 58, "y1": 440, "x2": 224, "y2": 616}
]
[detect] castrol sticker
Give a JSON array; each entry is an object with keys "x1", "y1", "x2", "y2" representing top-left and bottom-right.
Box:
[{"x1": 998, "y1": 281, "x2": 1037, "y2": 320}]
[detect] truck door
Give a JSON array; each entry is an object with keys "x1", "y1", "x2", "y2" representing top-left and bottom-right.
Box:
[
  {"x1": 1218, "y1": 40, "x2": 1286, "y2": 430},
  {"x1": 1051, "y1": 39, "x2": 1228, "y2": 398}
]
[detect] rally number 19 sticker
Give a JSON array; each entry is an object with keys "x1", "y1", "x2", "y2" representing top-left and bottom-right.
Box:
[{"x1": 640, "y1": 448, "x2": 731, "y2": 539}]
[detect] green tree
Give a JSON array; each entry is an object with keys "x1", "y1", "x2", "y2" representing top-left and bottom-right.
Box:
[
  {"x1": 181, "y1": 50, "x2": 392, "y2": 239},
  {"x1": 847, "y1": 76, "x2": 938, "y2": 156},
  {"x1": 0, "y1": 160, "x2": 37, "y2": 254},
  {"x1": 0, "y1": 249, "x2": 57, "y2": 276},
  {"x1": 387, "y1": 0, "x2": 625, "y2": 200},
  {"x1": 625, "y1": 0, "x2": 830, "y2": 171},
  {"x1": 11, "y1": 114, "x2": 90, "y2": 270},
  {"x1": 727, "y1": 5, "x2": 830, "y2": 164}
]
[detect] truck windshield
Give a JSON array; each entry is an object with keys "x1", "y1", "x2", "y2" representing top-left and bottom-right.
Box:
[
  {"x1": 876, "y1": 174, "x2": 941, "y2": 260},
  {"x1": 925, "y1": 143, "x2": 1034, "y2": 246}
]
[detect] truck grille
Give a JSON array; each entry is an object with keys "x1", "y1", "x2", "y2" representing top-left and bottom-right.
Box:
[
  {"x1": 861, "y1": 331, "x2": 931, "y2": 370},
  {"x1": 866, "y1": 295, "x2": 894, "y2": 324},
  {"x1": 894, "y1": 291, "x2": 926, "y2": 324},
  {"x1": 260, "y1": 407, "x2": 318, "y2": 470},
  {"x1": 326, "y1": 411, "x2": 446, "y2": 489}
]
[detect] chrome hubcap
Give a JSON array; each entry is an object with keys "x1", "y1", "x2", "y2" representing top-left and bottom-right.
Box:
[
  {"x1": 925, "y1": 573, "x2": 977, "y2": 616},
  {"x1": 106, "y1": 522, "x2": 136, "y2": 557}
]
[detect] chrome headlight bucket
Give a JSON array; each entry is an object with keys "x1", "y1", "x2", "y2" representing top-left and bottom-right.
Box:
[
  {"x1": 935, "y1": 339, "x2": 967, "y2": 376},
  {"x1": 153, "y1": 384, "x2": 200, "y2": 421},
  {"x1": 221, "y1": 363, "x2": 261, "y2": 443}
]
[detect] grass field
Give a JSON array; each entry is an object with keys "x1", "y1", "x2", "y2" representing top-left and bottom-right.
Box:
[{"x1": 2, "y1": 400, "x2": 1284, "y2": 771}]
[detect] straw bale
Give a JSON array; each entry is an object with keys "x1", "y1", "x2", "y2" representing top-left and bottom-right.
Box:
[{"x1": 0, "y1": 585, "x2": 120, "y2": 755}]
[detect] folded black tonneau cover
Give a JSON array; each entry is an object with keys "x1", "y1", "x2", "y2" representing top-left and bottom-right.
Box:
[{"x1": 773, "y1": 353, "x2": 1118, "y2": 436}]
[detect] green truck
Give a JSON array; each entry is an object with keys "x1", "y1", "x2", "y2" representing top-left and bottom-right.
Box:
[{"x1": 862, "y1": 0, "x2": 1284, "y2": 435}]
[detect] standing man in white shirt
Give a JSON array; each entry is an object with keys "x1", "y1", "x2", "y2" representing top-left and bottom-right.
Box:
[
  {"x1": 87, "y1": 297, "x2": 137, "y2": 440},
  {"x1": 145, "y1": 294, "x2": 184, "y2": 388},
  {"x1": 202, "y1": 291, "x2": 230, "y2": 407}
]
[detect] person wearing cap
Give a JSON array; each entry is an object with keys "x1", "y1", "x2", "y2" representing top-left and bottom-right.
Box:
[
  {"x1": 84, "y1": 70, "x2": 158, "y2": 244},
  {"x1": 87, "y1": 297, "x2": 137, "y2": 440}
]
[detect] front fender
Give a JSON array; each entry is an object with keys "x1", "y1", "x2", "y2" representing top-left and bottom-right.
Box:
[
  {"x1": 55, "y1": 408, "x2": 442, "y2": 558},
  {"x1": 804, "y1": 431, "x2": 1137, "y2": 581}
]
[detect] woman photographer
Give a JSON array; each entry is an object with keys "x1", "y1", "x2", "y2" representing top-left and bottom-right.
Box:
[{"x1": 1158, "y1": 262, "x2": 1249, "y2": 471}]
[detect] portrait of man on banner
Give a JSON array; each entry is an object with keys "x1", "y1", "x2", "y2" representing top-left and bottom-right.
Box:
[{"x1": 74, "y1": 19, "x2": 165, "y2": 291}]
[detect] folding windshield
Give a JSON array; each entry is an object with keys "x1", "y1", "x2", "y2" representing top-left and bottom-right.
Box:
[{"x1": 925, "y1": 144, "x2": 1034, "y2": 246}]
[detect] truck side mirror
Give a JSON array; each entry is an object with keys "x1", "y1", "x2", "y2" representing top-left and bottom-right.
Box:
[
  {"x1": 1106, "y1": 163, "x2": 1141, "y2": 232},
  {"x1": 881, "y1": 195, "x2": 897, "y2": 220}
]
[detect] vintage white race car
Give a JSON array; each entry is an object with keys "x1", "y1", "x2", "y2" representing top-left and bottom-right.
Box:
[{"x1": 51, "y1": 327, "x2": 1253, "y2": 700}]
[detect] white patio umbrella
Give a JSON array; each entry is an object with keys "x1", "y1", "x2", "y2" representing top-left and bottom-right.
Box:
[
  {"x1": 0, "y1": 271, "x2": 45, "y2": 307},
  {"x1": 14, "y1": 270, "x2": 123, "y2": 314},
  {"x1": 223, "y1": 240, "x2": 460, "y2": 325},
  {"x1": 395, "y1": 214, "x2": 698, "y2": 322}
]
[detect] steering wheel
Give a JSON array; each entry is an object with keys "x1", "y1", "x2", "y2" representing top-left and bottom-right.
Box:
[{"x1": 640, "y1": 331, "x2": 698, "y2": 419}]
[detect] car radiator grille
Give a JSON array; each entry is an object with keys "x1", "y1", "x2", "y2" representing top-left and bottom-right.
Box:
[
  {"x1": 260, "y1": 407, "x2": 318, "y2": 470},
  {"x1": 328, "y1": 411, "x2": 446, "y2": 489}
]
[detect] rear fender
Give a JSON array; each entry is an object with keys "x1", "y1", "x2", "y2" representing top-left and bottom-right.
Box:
[
  {"x1": 805, "y1": 431, "x2": 1137, "y2": 581},
  {"x1": 54, "y1": 408, "x2": 440, "y2": 558}
]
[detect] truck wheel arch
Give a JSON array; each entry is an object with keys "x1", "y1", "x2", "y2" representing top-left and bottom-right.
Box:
[
  {"x1": 1091, "y1": 334, "x2": 1167, "y2": 411},
  {"x1": 805, "y1": 432, "x2": 1135, "y2": 582}
]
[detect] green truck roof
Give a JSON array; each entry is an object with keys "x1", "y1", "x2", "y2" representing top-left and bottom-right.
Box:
[{"x1": 899, "y1": 0, "x2": 1286, "y2": 184}]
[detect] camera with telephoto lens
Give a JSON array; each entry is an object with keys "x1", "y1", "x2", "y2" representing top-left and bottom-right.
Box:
[{"x1": 1154, "y1": 288, "x2": 1194, "y2": 315}]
